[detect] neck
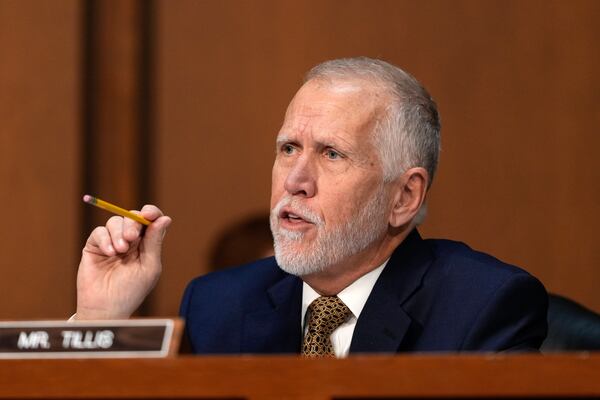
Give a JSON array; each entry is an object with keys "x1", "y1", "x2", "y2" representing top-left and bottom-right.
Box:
[{"x1": 302, "y1": 228, "x2": 412, "y2": 295}]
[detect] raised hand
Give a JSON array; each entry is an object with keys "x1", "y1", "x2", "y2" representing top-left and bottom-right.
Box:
[{"x1": 75, "y1": 205, "x2": 172, "y2": 319}]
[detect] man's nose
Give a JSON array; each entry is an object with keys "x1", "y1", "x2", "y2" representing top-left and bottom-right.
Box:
[{"x1": 283, "y1": 155, "x2": 316, "y2": 198}]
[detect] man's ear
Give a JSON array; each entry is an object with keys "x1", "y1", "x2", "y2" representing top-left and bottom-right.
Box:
[{"x1": 389, "y1": 167, "x2": 429, "y2": 228}]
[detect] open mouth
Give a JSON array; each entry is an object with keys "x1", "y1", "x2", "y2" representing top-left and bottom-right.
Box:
[{"x1": 279, "y1": 208, "x2": 311, "y2": 224}]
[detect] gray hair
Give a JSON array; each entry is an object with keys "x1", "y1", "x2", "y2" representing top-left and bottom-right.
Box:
[{"x1": 305, "y1": 57, "x2": 441, "y2": 186}]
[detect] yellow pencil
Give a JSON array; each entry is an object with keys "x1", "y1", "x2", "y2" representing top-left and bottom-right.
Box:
[{"x1": 82, "y1": 195, "x2": 151, "y2": 226}]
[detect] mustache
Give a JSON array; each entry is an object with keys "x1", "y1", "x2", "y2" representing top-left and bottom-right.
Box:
[{"x1": 271, "y1": 196, "x2": 324, "y2": 226}]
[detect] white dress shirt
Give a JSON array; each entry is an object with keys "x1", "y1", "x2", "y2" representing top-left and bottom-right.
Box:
[{"x1": 301, "y1": 260, "x2": 388, "y2": 358}]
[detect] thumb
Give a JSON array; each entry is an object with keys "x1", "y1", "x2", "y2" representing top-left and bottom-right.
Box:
[{"x1": 141, "y1": 216, "x2": 172, "y2": 259}]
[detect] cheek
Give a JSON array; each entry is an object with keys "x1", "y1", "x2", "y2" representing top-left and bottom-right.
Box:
[
  {"x1": 320, "y1": 178, "x2": 383, "y2": 219},
  {"x1": 319, "y1": 184, "x2": 360, "y2": 218},
  {"x1": 270, "y1": 164, "x2": 286, "y2": 208},
  {"x1": 270, "y1": 190, "x2": 283, "y2": 210}
]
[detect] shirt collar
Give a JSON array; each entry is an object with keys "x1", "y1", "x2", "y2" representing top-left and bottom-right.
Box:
[{"x1": 301, "y1": 259, "x2": 388, "y2": 322}]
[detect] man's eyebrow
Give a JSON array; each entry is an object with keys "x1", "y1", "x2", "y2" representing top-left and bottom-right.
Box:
[
  {"x1": 319, "y1": 134, "x2": 355, "y2": 151},
  {"x1": 275, "y1": 135, "x2": 293, "y2": 146}
]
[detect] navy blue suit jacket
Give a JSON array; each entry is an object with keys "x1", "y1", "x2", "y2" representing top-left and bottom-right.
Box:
[{"x1": 180, "y1": 230, "x2": 548, "y2": 354}]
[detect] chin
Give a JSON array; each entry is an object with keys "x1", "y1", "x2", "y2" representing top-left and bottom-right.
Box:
[
  {"x1": 276, "y1": 259, "x2": 329, "y2": 277},
  {"x1": 273, "y1": 243, "x2": 329, "y2": 277}
]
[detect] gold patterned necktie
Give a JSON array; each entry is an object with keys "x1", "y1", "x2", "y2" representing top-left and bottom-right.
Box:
[{"x1": 302, "y1": 296, "x2": 351, "y2": 357}]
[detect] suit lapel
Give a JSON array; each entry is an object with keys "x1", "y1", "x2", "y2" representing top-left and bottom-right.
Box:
[
  {"x1": 242, "y1": 273, "x2": 303, "y2": 353},
  {"x1": 350, "y1": 229, "x2": 433, "y2": 353}
]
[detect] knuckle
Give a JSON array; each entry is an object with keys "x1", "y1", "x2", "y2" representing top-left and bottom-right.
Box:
[
  {"x1": 106, "y1": 216, "x2": 123, "y2": 227},
  {"x1": 90, "y1": 226, "x2": 108, "y2": 240},
  {"x1": 142, "y1": 204, "x2": 162, "y2": 215}
]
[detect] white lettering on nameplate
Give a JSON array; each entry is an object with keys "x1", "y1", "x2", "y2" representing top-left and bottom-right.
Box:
[
  {"x1": 61, "y1": 330, "x2": 114, "y2": 349},
  {"x1": 17, "y1": 331, "x2": 51, "y2": 349}
]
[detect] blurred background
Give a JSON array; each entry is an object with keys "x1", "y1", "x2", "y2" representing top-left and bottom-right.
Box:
[{"x1": 0, "y1": 0, "x2": 598, "y2": 319}]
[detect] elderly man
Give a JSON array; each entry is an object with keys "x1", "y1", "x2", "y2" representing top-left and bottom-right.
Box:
[{"x1": 75, "y1": 57, "x2": 547, "y2": 356}]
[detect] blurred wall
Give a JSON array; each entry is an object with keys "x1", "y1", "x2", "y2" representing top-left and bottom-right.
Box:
[
  {"x1": 0, "y1": 0, "x2": 598, "y2": 319},
  {"x1": 0, "y1": 0, "x2": 80, "y2": 318}
]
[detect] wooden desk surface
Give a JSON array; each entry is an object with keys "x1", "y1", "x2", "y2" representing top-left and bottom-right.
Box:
[{"x1": 0, "y1": 353, "x2": 598, "y2": 399}]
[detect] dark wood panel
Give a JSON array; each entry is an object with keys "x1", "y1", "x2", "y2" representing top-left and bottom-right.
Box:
[
  {"x1": 154, "y1": 0, "x2": 600, "y2": 316},
  {"x1": 81, "y1": 0, "x2": 154, "y2": 315},
  {"x1": 0, "y1": 0, "x2": 81, "y2": 318},
  {"x1": 82, "y1": 0, "x2": 151, "y2": 229}
]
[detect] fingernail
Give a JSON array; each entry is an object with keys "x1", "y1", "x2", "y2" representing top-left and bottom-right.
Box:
[
  {"x1": 118, "y1": 239, "x2": 126, "y2": 247},
  {"x1": 108, "y1": 244, "x2": 115, "y2": 254}
]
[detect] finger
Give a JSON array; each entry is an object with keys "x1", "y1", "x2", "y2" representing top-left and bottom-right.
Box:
[
  {"x1": 123, "y1": 205, "x2": 164, "y2": 241},
  {"x1": 140, "y1": 215, "x2": 172, "y2": 260},
  {"x1": 123, "y1": 211, "x2": 145, "y2": 241},
  {"x1": 106, "y1": 215, "x2": 129, "y2": 253},
  {"x1": 86, "y1": 226, "x2": 117, "y2": 257},
  {"x1": 140, "y1": 204, "x2": 164, "y2": 222}
]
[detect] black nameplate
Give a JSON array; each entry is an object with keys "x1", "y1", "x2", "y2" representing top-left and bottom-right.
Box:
[{"x1": 0, "y1": 319, "x2": 181, "y2": 358}]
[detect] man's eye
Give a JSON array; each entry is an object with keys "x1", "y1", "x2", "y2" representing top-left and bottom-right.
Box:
[
  {"x1": 282, "y1": 144, "x2": 295, "y2": 155},
  {"x1": 325, "y1": 149, "x2": 341, "y2": 160}
]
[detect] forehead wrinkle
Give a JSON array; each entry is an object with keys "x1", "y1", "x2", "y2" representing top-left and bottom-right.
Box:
[
  {"x1": 277, "y1": 118, "x2": 316, "y2": 145},
  {"x1": 278, "y1": 79, "x2": 389, "y2": 158}
]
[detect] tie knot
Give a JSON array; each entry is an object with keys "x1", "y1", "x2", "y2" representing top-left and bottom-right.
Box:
[{"x1": 306, "y1": 296, "x2": 351, "y2": 336}]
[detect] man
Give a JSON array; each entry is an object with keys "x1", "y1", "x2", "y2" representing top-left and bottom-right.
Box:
[{"x1": 75, "y1": 57, "x2": 548, "y2": 356}]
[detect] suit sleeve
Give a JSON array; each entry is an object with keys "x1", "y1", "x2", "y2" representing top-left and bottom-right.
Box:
[
  {"x1": 461, "y1": 273, "x2": 548, "y2": 351},
  {"x1": 178, "y1": 278, "x2": 199, "y2": 353},
  {"x1": 179, "y1": 278, "x2": 195, "y2": 319}
]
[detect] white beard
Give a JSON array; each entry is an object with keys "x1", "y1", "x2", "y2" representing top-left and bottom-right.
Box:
[{"x1": 270, "y1": 186, "x2": 389, "y2": 276}]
